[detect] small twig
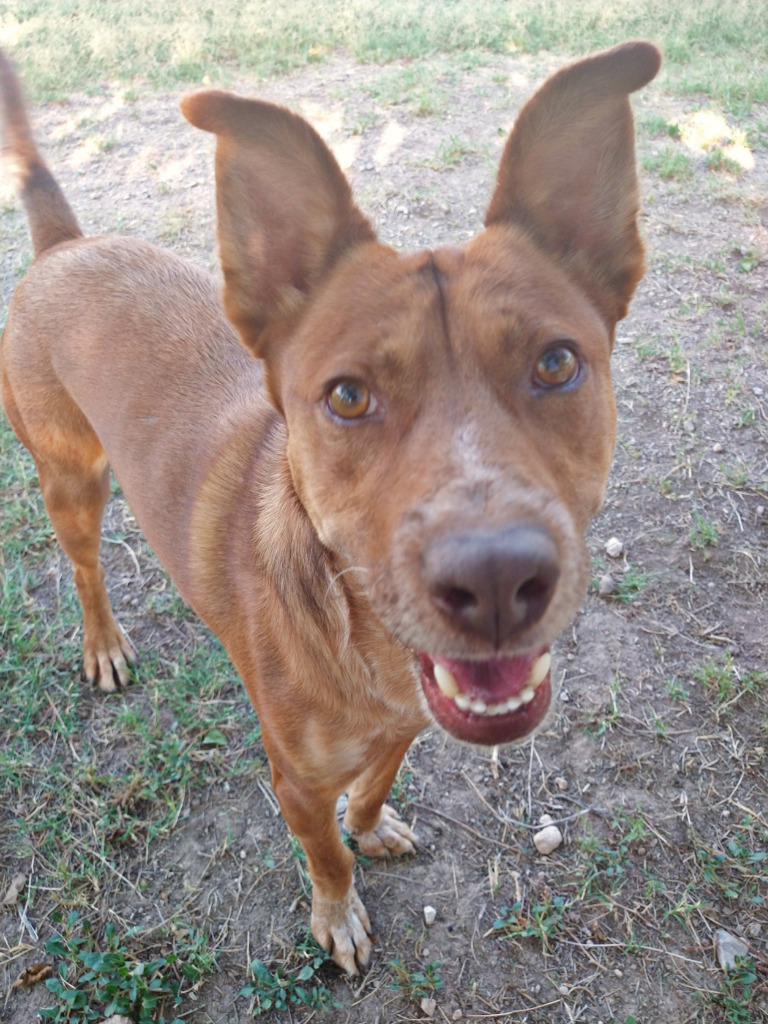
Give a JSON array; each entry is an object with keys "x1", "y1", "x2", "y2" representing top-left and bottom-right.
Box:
[
  {"x1": 461, "y1": 772, "x2": 594, "y2": 830},
  {"x1": 44, "y1": 690, "x2": 81, "y2": 762},
  {"x1": 67, "y1": 833, "x2": 141, "y2": 895},
  {"x1": 526, "y1": 739, "x2": 535, "y2": 821},
  {"x1": 412, "y1": 803, "x2": 519, "y2": 853},
  {"x1": 464, "y1": 998, "x2": 562, "y2": 1017},
  {"x1": 256, "y1": 776, "x2": 281, "y2": 816},
  {"x1": 730, "y1": 798, "x2": 768, "y2": 832},
  {"x1": 103, "y1": 535, "x2": 143, "y2": 579}
]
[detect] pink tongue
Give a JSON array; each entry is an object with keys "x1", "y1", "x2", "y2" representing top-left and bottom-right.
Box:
[{"x1": 429, "y1": 652, "x2": 539, "y2": 701}]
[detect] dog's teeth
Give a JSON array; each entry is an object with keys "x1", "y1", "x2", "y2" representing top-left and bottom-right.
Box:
[
  {"x1": 528, "y1": 651, "x2": 551, "y2": 690},
  {"x1": 442, "y1": 654, "x2": 550, "y2": 717},
  {"x1": 434, "y1": 664, "x2": 460, "y2": 699}
]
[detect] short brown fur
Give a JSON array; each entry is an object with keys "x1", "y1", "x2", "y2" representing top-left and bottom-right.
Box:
[{"x1": 0, "y1": 43, "x2": 660, "y2": 972}]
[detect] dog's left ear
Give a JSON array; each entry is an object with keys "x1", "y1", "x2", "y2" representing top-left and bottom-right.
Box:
[
  {"x1": 485, "y1": 40, "x2": 661, "y2": 329},
  {"x1": 181, "y1": 91, "x2": 375, "y2": 358}
]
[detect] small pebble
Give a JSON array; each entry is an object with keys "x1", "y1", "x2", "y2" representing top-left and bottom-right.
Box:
[
  {"x1": 420, "y1": 996, "x2": 437, "y2": 1017},
  {"x1": 716, "y1": 928, "x2": 750, "y2": 970},
  {"x1": 533, "y1": 824, "x2": 563, "y2": 855},
  {"x1": 555, "y1": 776, "x2": 569, "y2": 791},
  {"x1": 452, "y1": 1011, "x2": 463, "y2": 1021},
  {"x1": 605, "y1": 536, "x2": 624, "y2": 558},
  {"x1": 599, "y1": 573, "x2": 616, "y2": 596},
  {"x1": 423, "y1": 905, "x2": 436, "y2": 926}
]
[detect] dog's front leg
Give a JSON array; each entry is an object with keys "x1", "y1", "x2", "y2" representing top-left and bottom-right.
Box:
[{"x1": 271, "y1": 766, "x2": 372, "y2": 974}]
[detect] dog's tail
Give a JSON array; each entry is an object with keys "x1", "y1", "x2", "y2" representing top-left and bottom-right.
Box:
[{"x1": 0, "y1": 49, "x2": 82, "y2": 257}]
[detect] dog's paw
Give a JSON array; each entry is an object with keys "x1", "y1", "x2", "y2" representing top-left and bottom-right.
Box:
[
  {"x1": 350, "y1": 804, "x2": 417, "y2": 859},
  {"x1": 311, "y1": 885, "x2": 372, "y2": 975},
  {"x1": 83, "y1": 626, "x2": 136, "y2": 693}
]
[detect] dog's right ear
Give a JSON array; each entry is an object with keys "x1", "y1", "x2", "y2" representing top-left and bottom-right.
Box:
[{"x1": 181, "y1": 91, "x2": 375, "y2": 358}]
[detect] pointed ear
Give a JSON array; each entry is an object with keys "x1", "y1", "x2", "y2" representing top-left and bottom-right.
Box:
[
  {"x1": 181, "y1": 90, "x2": 376, "y2": 357},
  {"x1": 485, "y1": 40, "x2": 661, "y2": 328}
]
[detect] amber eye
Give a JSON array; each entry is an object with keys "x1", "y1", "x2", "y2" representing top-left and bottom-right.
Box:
[
  {"x1": 535, "y1": 346, "x2": 580, "y2": 388},
  {"x1": 328, "y1": 380, "x2": 371, "y2": 419}
]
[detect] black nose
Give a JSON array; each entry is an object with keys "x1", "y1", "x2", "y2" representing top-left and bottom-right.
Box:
[{"x1": 422, "y1": 524, "x2": 560, "y2": 646}]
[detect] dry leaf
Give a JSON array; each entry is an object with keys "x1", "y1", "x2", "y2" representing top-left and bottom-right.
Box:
[
  {"x1": 2, "y1": 872, "x2": 26, "y2": 905},
  {"x1": 12, "y1": 962, "x2": 52, "y2": 989}
]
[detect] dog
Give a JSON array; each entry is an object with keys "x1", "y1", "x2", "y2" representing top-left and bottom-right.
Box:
[{"x1": 0, "y1": 41, "x2": 660, "y2": 972}]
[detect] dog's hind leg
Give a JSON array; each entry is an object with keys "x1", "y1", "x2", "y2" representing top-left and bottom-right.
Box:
[
  {"x1": 38, "y1": 453, "x2": 135, "y2": 692},
  {"x1": 2, "y1": 370, "x2": 134, "y2": 691}
]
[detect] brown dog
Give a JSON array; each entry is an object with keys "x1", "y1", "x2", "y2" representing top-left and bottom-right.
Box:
[{"x1": 0, "y1": 42, "x2": 660, "y2": 972}]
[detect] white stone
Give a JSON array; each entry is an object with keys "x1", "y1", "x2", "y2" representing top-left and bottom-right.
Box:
[
  {"x1": 423, "y1": 904, "x2": 437, "y2": 926},
  {"x1": 605, "y1": 536, "x2": 624, "y2": 558},
  {"x1": 533, "y1": 824, "x2": 563, "y2": 855}
]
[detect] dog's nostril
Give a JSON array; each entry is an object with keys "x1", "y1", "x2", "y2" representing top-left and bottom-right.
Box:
[
  {"x1": 435, "y1": 585, "x2": 477, "y2": 615},
  {"x1": 517, "y1": 577, "x2": 550, "y2": 603},
  {"x1": 514, "y1": 575, "x2": 554, "y2": 623}
]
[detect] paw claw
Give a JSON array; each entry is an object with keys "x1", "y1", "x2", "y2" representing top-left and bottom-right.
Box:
[
  {"x1": 311, "y1": 886, "x2": 372, "y2": 975},
  {"x1": 84, "y1": 625, "x2": 135, "y2": 692}
]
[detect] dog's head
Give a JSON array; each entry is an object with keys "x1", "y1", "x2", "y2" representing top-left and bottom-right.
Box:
[{"x1": 182, "y1": 41, "x2": 661, "y2": 746}]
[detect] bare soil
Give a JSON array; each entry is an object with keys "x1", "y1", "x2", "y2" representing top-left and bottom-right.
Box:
[{"x1": 1, "y1": 51, "x2": 767, "y2": 1023}]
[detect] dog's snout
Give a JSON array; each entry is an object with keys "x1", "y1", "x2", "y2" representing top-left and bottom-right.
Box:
[{"x1": 422, "y1": 525, "x2": 560, "y2": 646}]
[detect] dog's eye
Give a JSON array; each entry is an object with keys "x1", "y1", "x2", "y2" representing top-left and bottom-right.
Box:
[
  {"x1": 328, "y1": 380, "x2": 372, "y2": 419},
  {"x1": 535, "y1": 346, "x2": 580, "y2": 388}
]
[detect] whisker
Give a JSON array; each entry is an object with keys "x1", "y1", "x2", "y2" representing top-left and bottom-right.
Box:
[{"x1": 325, "y1": 564, "x2": 369, "y2": 598}]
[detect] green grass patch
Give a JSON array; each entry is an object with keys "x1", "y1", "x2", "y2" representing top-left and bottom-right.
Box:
[
  {"x1": 389, "y1": 957, "x2": 444, "y2": 1002},
  {"x1": 2, "y1": 0, "x2": 767, "y2": 113},
  {"x1": 643, "y1": 145, "x2": 695, "y2": 180},
  {"x1": 41, "y1": 912, "x2": 216, "y2": 1024},
  {"x1": 693, "y1": 652, "x2": 766, "y2": 708},
  {"x1": 492, "y1": 895, "x2": 569, "y2": 951},
  {"x1": 239, "y1": 936, "x2": 337, "y2": 1015}
]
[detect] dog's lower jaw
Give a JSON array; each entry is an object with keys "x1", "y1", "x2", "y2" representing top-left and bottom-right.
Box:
[
  {"x1": 311, "y1": 884, "x2": 372, "y2": 975},
  {"x1": 418, "y1": 649, "x2": 553, "y2": 746}
]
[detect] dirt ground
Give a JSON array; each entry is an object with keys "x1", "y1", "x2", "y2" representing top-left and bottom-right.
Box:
[{"x1": 1, "y1": 49, "x2": 767, "y2": 1023}]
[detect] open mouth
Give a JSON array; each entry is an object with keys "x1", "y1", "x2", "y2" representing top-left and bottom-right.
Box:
[{"x1": 417, "y1": 649, "x2": 552, "y2": 745}]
